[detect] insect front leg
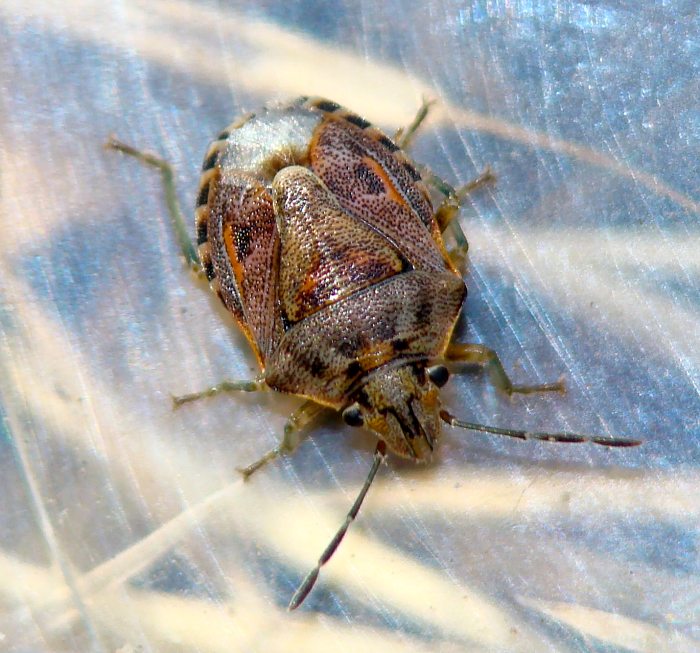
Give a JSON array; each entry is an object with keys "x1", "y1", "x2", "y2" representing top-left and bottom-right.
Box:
[
  {"x1": 172, "y1": 377, "x2": 267, "y2": 408},
  {"x1": 238, "y1": 399, "x2": 327, "y2": 480},
  {"x1": 105, "y1": 137, "x2": 201, "y2": 272},
  {"x1": 444, "y1": 342, "x2": 566, "y2": 396}
]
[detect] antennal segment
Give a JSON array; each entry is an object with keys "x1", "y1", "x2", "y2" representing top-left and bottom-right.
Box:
[
  {"x1": 288, "y1": 440, "x2": 388, "y2": 610},
  {"x1": 440, "y1": 410, "x2": 641, "y2": 447}
]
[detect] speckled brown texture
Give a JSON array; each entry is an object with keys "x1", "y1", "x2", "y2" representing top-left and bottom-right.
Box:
[
  {"x1": 273, "y1": 166, "x2": 407, "y2": 325},
  {"x1": 197, "y1": 97, "x2": 467, "y2": 458},
  {"x1": 265, "y1": 270, "x2": 465, "y2": 408},
  {"x1": 206, "y1": 169, "x2": 282, "y2": 364},
  {"x1": 308, "y1": 116, "x2": 450, "y2": 273}
]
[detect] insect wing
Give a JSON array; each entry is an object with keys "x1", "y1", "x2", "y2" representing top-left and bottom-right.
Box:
[
  {"x1": 272, "y1": 165, "x2": 407, "y2": 325},
  {"x1": 308, "y1": 114, "x2": 449, "y2": 273},
  {"x1": 201, "y1": 169, "x2": 283, "y2": 366},
  {"x1": 196, "y1": 106, "x2": 324, "y2": 366}
]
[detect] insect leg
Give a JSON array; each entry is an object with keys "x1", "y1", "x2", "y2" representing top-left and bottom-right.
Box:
[
  {"x1": 237, "y1": 400, "x2": 327, "y2": 480},
  {"x1": 435, "y1": 167, "x2": 495, "y2": 253},
  {"x1": 444, "y1": 342, "x2": 566, "y2": 396},
  {"x1": 393, "y1": 97, "x2": 435, "y2": 150},
  {"x1": 171, "y1": 378, "x2": 266, "y2": 408},
  {"x1": 288, "y1": 441, "x2": 387, "y2": 610},
  {"x1": 105, "y1": 137, "x2": 201, "y2": 271},
  {"x1": 392, "y1": 98, "x2": 493, "y2": 266},
  {"x1": 431, "y1": 168, "x2": 495, "y2": 228}
]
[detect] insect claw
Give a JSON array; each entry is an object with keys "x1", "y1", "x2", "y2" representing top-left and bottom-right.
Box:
[
  {"x1": 235, "y1": 465, "x2": 255, "y2": 482},
  {"x1": 556, "y1": 374, "x2": 567, "y2": 393},
  {"x1": 237, "y1": 446, "x2": 284, "y2": 481}
]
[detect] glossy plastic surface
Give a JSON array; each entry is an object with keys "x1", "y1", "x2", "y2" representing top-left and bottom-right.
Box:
[{"x1": 1, "y1": 1, "x2": 698, "y2": 651}]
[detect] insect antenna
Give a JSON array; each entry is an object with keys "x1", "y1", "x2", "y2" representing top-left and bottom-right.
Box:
[
  {"x1": 288, "y1": 440, "x2": 387, "y2": 611},
  {"x1": 440, "y1": 410, "x2": 642, "y2": 447}
]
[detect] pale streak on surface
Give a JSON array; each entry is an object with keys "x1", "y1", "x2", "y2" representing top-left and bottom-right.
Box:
[
  {"x1": 518, "y1": 596, "x2": 700, "y2": 653},
  {"x1": 0, "y1": 0, "x2": 427, "y2": 126},
  {"x1": 350, "y1": 468, "x2": 700, "y2": 525},
  {"x1": 0, "y1": 0, "x2": 697, "y2": 215},
  {"x1": 0, "y1": 554, "x2": 469, "y2": 653},
  {"x1": 471, "y1": 226, "x2": 700, "y2": 394},
  {"x1": 108, "y1": 590, "x2": 465, "y2": 653},
  {"x1": 432, "y1": 107, "x2": 698, "y2": 215}
]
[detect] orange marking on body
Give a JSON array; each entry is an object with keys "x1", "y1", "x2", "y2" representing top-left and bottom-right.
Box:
[
  {"x1": 223, "y1": 223, "x2": 246, "y2": 289},
  {"x1": 307, "y1": 119, "x2": 408, "y2": 216},
  {"x1": 307, "y1": 121, "x2": 324, "y2": 166},
  {"x1": 358, "y1": 343, "x2": 395, "y2": 371},
  {"x1": 299, "y1": 274, "x2": 318, "y2": 296},
  {"x1": 362, "y1": 155, "x2": 410, "y2": 210},
  {"x1": 296, "y1": 266, "x2": 323, "y2": 308},
  {"x1": 222, "y1": 222, "x2": 264, "y2": 365}
]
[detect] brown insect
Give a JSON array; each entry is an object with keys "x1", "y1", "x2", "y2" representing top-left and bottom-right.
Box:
[{"x1": 107, "y1": 96, "x2": 640, "y2": 610}]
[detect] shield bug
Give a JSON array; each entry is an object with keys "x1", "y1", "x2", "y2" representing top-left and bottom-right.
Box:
[{"x1": 107, "y1": 96, "x2": 640, "y2": 610}]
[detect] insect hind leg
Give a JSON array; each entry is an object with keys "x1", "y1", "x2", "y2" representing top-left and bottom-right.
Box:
[
  {"x1": 393, "y1": 96, "x2": 435, "y2": 150},
  {"x1": 430, "y1": 167, "x2": 495, "y2": 266},
  {"x1": 105, "y1": 137, "x2": 201, "y2": 272},
  {"x1": 445, "y1": 342, "x2": 566, "y2": 396},
  {"x1": 392, "y1": 99, "x2": 495, "y2": 269}
]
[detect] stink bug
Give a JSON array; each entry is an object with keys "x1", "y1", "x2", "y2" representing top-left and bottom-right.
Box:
[{"x1": 107, "y1": 97, "x2": 640, "y2": 610}]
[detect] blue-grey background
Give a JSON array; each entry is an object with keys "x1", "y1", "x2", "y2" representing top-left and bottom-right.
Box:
[{"x1": 0, "y1": 1, "x2": 698, "y2": 651}]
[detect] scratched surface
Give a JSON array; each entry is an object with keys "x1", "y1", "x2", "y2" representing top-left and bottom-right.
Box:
[{"x1": 0, "y1": 1, "x2": 698, "y2": 651}]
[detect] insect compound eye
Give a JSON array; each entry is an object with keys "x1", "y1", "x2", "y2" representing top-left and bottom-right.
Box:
[
  {"x1": 427, "y1": 365, "x2": 450, "y2": 388},
  {"x1": 342, "y1": 403, "x2": 364, "y2": 427}
]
